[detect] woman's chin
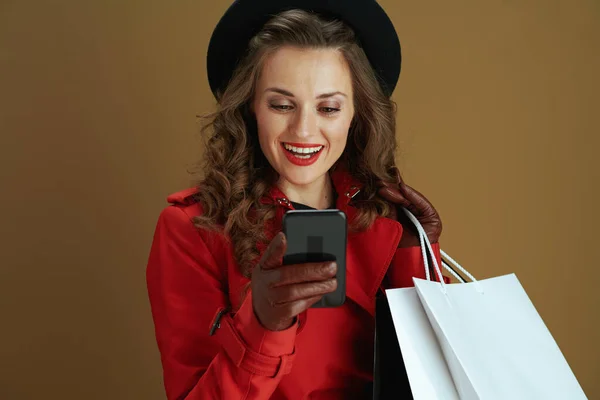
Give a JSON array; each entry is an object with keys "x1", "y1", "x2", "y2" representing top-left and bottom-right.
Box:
[{"x1": 278, "y1": 169, "x2": 327, "y2": 187}]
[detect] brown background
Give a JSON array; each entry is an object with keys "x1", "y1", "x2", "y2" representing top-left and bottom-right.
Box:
[{"x1": 1, "y1": 0, "x2": 598, "y2": 398}]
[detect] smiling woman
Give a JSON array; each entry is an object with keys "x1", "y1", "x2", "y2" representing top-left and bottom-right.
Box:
[
  {"x1": 253, "y1": 47, "x2": 355, "y2": 206},
  {"x1": 145, "y1": 2, "x2": 446, "y2": 400}
]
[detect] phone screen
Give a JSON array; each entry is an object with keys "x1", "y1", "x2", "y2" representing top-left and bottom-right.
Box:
[{"x1": 282, "y1": 209, "x2": 347, "y2": 308}]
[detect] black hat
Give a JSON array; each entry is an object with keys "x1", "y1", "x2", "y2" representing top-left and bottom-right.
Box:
[{"x1": 206, "y1": 0, "x2": 401, "y2": 98}]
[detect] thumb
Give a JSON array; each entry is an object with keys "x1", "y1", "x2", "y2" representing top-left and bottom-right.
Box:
[{"x1": 259, "y1": 232, "x2": 287, "y2": 270}]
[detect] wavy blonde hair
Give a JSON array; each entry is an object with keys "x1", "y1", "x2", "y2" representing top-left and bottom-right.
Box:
[{"x1": 194, "y1": 9, "x2": 399, "y2": 277}]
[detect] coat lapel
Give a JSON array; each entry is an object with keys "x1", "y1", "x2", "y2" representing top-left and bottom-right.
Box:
[
  {"x1": 340, "y1": 203, "x2": 402, "y2": 316},
  {"x1": 331, "y1": 170, "x2": 403, "y2": 317}
]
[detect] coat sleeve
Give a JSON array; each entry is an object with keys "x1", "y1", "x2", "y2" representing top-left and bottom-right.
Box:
[
  {"x1": 146, "y1": 206, "x2": 298, "y2": 400},
  {"x1": 387, "y1": 243, "x2": 450, "y2": 288}
]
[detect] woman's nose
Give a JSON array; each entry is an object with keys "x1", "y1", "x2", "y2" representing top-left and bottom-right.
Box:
[{"x1": 290, "y1": 106, "x2": 317, "y2": 138}]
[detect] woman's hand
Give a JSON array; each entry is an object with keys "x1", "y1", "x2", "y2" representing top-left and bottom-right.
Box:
[
  {"x1": 251, "y1": 232, "x2": 338, "y2": 331},
  {"x1": 377, "y1": 167, "x2": 442, "y2": 248}
]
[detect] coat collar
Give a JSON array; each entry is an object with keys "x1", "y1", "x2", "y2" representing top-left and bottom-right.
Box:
[{"x1": 261, "y1": 164, "x2": 363, "y2": 216}]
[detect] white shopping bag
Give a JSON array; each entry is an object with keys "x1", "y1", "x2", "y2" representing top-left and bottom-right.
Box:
[{"x1": 385, "y1": 209, "x2": 588, "y2": 400}]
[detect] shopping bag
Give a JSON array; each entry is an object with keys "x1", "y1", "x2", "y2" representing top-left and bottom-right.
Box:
[
  {"x1": 384, "y1": 286, "x2": 459, "y2": 399},
  {"x1": 372, "y1": 292, "x2": 418, "y2": 399},
  {"x1": 381, "y1": 208, "x2": 588, "y2": 400}
]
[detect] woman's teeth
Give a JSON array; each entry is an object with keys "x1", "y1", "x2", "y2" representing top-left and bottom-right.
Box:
[{"x1": 283, "y1": 143, "x2": 323, "y2": 159}]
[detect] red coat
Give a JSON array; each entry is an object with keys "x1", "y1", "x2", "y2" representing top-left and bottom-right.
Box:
[{"x1": 146, "y1": 169, "x2": 444, "y2": 400}]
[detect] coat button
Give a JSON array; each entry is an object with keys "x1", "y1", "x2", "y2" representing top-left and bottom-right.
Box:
[
  {"x1": 345, "y1": 186, "x2": 360, "y2": 199},
  {"x1": 276, "y1": 198, "x2": 291, "y2": 206}
]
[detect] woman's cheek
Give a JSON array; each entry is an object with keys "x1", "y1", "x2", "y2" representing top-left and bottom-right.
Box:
[{"x1": 330, "y1": 127, "x2": 350, "y2": 153}]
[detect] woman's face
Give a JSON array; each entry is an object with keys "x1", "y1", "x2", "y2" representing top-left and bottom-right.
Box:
[{"x1": 252, "y1": 46, "x2": 355, "y2": 188}]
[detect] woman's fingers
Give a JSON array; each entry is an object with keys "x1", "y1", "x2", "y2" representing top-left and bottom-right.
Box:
[
  {"x1": 253, "y1": 233, "x2": 339, "y2": 331},
  {"x1": 374, "y1": 167, "x2": 443, "y2": 246},
  {"x1": 269, "y1": 262, "x2": 337, "y2": 286},
  {"x1": 378, "y1": 186, "x2": 411, "y2": 207},
  {"x1": 269, "y1": 279, "x2": 338, "y2": 305},
  {"x1": 285, "y1": 295, "x2": 324, "y2": 317},
  {"x1": 399, "y1": 182, "x2": 435, "y2": 214},
  {"x1": 259, "y1": 232, "x2": 287, "y2": 270}
]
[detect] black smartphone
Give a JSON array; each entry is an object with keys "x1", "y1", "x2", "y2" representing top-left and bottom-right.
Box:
[{"x1": 281, "y1": 209, "x2": 347, "y2": 308}]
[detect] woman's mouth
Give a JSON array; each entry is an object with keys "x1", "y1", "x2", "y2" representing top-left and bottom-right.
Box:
[
  {"x1": 280, "y1": 142, "x2": 324, "y2": 166},
  {"x1": 282, "y1": 143, "x2": 324, "y2": 159}
]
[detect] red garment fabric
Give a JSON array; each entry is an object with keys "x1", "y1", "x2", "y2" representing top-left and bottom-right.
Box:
[{"x1": 146, "y1": 169, "x2": 446, "y2": 399}]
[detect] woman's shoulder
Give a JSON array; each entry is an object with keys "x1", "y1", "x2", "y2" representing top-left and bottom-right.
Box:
[
  {"x1": 166, "y1": 187, "x2": 201, "y2": 207},
  {"x1": 151, "y1": 188, "x2": 229, "y2": 284},
  {"x1": 164, "y1": 187, "x2": 203, "y2": 216},
  {"x1": 157, "y1": 186, "x2": 230, "y2": 246},
  {"x1": 155, "y1": 187, "x2": 206, "y2": 235}
]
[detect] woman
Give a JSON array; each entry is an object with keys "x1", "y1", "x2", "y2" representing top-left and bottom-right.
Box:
[{"x1": 147, "y1": 1, "x2": 446, "y2": 399}]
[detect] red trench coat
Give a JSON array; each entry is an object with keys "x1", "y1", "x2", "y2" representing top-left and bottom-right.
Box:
[{"x1": 146, "y1": 169, "x2": 445, "y2": 400}]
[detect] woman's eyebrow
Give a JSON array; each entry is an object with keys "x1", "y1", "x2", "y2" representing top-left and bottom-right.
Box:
[
  {"x1": 264, "y1": 87, "x2": 347, "y2": 99},
  {"x1": 317, "y1": 91, "x2": 346, "y2": 99}
]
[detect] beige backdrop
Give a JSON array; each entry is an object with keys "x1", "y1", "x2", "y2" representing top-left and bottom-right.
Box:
[{"x1": 1, "y1": 1, "x2": 598, "y2": 399}]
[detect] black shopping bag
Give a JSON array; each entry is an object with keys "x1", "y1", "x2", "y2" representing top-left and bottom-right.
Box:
[{"x1": 372, "y1": 292, "x2": 413, "y2": 400}]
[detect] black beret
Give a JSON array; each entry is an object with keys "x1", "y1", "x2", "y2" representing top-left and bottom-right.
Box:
[{"x1": 206, "y1": 0, "x2": 401, "y2": 98}]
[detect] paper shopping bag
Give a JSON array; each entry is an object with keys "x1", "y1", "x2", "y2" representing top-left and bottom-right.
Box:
[
  {"x1": 379, "y1": 207, "x2": 588, "y2": 399},
  {"x1": 413, "y1": 274, "x2": 587, "y2": 400},
  {"x1": 383, "y1": 287, "x2": 459, "y2": 399}
]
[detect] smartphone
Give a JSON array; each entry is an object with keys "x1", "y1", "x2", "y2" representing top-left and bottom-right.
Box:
[{"x1": 281, "y1": 209, "x2": 347, "y2": 308}]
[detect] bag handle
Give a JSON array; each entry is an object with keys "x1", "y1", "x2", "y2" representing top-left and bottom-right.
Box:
[
  {"x1": 441, "y1": 250, "x2": 477, "y2": 284},
  {"x1": 402, "y1": 207, "x2": 483, "y2": 293}
]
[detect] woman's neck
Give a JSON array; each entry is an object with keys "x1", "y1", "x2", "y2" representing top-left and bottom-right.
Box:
[{"x1": 277, "y1": 173, "x2": 335, "y2": 210}]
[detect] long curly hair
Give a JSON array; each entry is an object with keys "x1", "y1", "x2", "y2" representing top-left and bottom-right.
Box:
[{"x1": 194, "y1": 9, "x2": 399, "y2": 278}]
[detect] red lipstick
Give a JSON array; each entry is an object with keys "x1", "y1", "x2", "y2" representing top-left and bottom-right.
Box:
[
  {"x1": 280, "y1": 142, "x2": 324, "y2": 167},
  {"x1": 284, "y1": 142, "x2": 324, "y2": 148}
]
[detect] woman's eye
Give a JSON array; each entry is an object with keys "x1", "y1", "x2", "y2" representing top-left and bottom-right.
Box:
[
  {"x1": 270, "y1": 104, "x2": 293, "y2": 111},
  {"x1": 269, "y1": 104, "x2": 340, "y2": 114},
  {"x1": 320, "y1": 107, "x2": 341, "y2": 114}
]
